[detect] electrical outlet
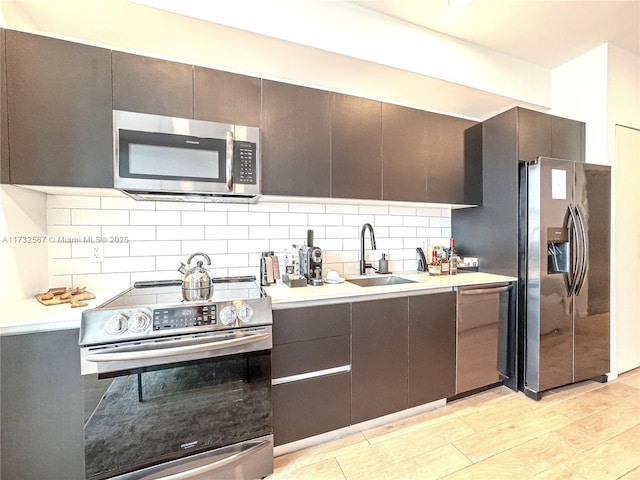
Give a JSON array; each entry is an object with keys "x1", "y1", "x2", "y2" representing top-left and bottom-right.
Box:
[{"x1": 90, "y1": 243, "x2": 104, "y2": 263}]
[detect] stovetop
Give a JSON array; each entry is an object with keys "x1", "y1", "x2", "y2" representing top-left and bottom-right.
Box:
[{"x1": 100, "y1": 276, "x2": 266, "y2": 309}]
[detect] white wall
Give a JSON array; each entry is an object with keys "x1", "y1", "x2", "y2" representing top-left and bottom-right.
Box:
[
  {"x1": 0, "y1": 185, "x2": 49, "y2": 303},
  {"x1": 551, "y1": 43, "x2": 640, "y2": 375}
]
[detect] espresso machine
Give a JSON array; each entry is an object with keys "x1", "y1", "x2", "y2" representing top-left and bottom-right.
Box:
[{"x1": 300, "y1": 229, "x2": 323, "y2": 286}]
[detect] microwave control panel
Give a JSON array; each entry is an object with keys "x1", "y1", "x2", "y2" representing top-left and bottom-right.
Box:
[{"x1": 234, "y1": 141, "x2": 257, "y2": 185}]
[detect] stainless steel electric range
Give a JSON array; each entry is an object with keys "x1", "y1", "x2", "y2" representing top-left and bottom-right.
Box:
[{"x1": 79, "y1": 276, "x2": 273, "y2": 480}]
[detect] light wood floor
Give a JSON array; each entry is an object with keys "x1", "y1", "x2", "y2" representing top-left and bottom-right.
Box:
[{"x1": 270, "y1": 368, "x2": 640, "y2": 480}]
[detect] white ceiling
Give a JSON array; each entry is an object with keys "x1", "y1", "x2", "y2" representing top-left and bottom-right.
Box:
[{"x1": 351, "y1": 0, "x2": 640, "y2": 68}]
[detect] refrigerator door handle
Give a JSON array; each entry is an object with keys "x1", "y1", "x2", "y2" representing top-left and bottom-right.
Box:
[
  {"x1": 574, "y1": 205, "x2": 589, "y2": 295},
  {"x1": 566, "y1": 205, "x2": 580, "y2": 295}
]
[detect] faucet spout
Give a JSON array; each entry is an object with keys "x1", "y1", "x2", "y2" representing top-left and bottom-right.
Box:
[{"x1": 360, "y1": 223, "x2": 377, "y2": 275}]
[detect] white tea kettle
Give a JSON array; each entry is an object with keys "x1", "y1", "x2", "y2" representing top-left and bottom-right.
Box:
[{"x1": 178, "y1": 252, "x2": 213, "y2": 301}]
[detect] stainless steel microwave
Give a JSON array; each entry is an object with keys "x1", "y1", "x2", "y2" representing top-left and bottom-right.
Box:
[{"x1": 113, "y1": 110, "x2": 261, "y2": 203}]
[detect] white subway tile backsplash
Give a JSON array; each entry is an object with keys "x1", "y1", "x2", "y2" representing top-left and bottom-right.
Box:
[
  {"x1": 72, "y1": 209, "x2": 129, "y2": 226},
  {"x1": 47, "y1": 209, "x2": 71, "y2": 225},
  {"x1": 50, "y1": 257, "x2": 101, "y2": 276},
  {"x1": 227, "y1": 239, "x2": 270, "y2": 254},
  {"x1": 205, "y1": 225, "x2": 249, "y2": 240},
  {"x1": 102, "y1": 225, "x2": 156, "y2": 241},
  {"x1": 131, "y1": 210, "x2": 180, "y2": 226},
  {"x1": 182, "y1": 211, "x2": 227, "y2": 226},
  {"x1": 375, "y1": 215, "x2": 403, "y2": 227},
  {"x1": 180, "y1": 240, "x2": 228, "y2": 255},
  {"x1": 45, "y1": 195, "x2": 454, "y2": 289},
  {"x1": 430, "y1": 217, "x2": 451, "y2": 228},
  {"x1": 308, "y1": 213, "x2": 343, "y2": 226},
  {"x1": 228, "y1": 211, "x2": 270, "y2": 226},
  {"x1": 269, "y1": 213, "x2": 308, "y2": 226},
  {"x1": 249, "y1": 225, "x2": 290, "y2": 239},
  {"x1": 129, "y1": 241, "x2": 181, "y2": 257},
  {"x1": 157, "y1": 225, "x2": 204, "y2": 241},
  {"x1": 102, "y1": 256, "x2": 156, "y2": 273}
]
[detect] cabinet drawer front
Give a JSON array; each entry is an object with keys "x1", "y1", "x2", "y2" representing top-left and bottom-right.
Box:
[
  {"x1": 272, "y1": 335, "x2": 350, "y2": 379},
  {"x1": 273, "y1": 373, "x2": 350, "y2": 446},
  {"x1": 273, "y1": 303, "x2": 350, "y2": 344}
]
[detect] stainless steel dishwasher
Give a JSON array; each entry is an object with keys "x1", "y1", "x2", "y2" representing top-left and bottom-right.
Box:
[{"x1": 456, "y1": 282, "x2": 513, "y2": 395}]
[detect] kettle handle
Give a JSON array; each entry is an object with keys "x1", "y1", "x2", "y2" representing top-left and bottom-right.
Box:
[{"x1": 187, "y1": 252, "x2": 212, "y2": 266}]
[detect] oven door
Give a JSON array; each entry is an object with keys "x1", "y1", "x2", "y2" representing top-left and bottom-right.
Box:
[{"x1": 81, "y1": 328, "x2": 273, "y2": 480}]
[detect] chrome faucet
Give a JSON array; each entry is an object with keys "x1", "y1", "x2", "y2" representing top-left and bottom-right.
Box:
[{"x1": 360, "y1": 223, "x2": 377, "y2": 274}]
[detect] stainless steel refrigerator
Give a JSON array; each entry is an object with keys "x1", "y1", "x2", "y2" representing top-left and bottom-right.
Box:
[{"x1": 519, "y1": 157, "x2": 610, "y2": 400}]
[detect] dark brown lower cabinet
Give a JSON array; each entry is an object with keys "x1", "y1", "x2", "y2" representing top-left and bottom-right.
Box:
[
  {"x1": 0, "y1": 329, "x2": 84, "y2": 479},
  {"x1": 408, "y1": 293, "x2": 457, "y2": 406},
  {"x1": 351, "y1": 297, "x2": 409, "y2": 424},
  {"x1": 272, "y1": 304, "x2": 351, "y2": 446},
  {"x1": 273, "y1": 373, "x2": 351, "y2": 446}
]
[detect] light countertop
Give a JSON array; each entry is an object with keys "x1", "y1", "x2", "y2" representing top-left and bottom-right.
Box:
[
  {"x1": 1, "y1": 289, "x2": 121, "y2": 336},
  {"x1": 264, "y1": 271, "x2": 516, "y2": 309},
  {"x1": 1, "y1": 272, "x2": 516, "y2": 335}
]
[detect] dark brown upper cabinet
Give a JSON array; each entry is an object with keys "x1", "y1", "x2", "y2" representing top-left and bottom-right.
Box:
[
  {"x1": 381, "y1": 103, "x2": 429, "y2": 202},
  {"x1": 262, "y1": 80, "x2": 331, "y2": 197},
  {"x1": 331, "y1": 93, "x2": 382, "y2": 200},
  {"x1": 425, "y1": 113, "x2": 477, "y2": 204},
  {"x1": 112, "y1": 51, "x2": 193, "y2": 119},
  {"x1": 194, "y1": 67, "x2": 261, "y2": 127},
  {"x1": 517, "y1": 107, "x2": 585, "y2": 162},
  {"x1": 5, "y1": 30, "x2": 113, "y2": 187},
  {"x1": 1, "y1": 30, "x2": 8, "y2": 184}
]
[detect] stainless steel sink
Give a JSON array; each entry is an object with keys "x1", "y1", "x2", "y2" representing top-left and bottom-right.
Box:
[{"x1": 346, "y1": 276, "x2": 418, "y2": 287}]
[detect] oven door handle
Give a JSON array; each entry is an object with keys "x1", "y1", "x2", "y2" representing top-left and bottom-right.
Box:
[
  {"x1": 153, "y1": 438, "x2": 271, "y2": 480},
  {"x1": 84, "y1": 331, "x2": 270, "y2": 363}
]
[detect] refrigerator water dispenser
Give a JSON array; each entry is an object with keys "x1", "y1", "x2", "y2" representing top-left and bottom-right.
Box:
[{"x1": 547, "y1": 227, "x2": 569, "y2": 274}]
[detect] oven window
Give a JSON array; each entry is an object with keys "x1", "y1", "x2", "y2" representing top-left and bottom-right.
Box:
[{"x1": 83, "y1": 351, "x2": 271, "y2": 480}]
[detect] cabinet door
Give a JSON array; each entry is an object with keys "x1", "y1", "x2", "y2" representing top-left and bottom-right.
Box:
[
  {"x1": 112, "y1": 51, "x2": 193, "y2": 118},
  {"x1": 352, "y1": 297, "x2": 408, "y2": 423},
  {"x1": 408, "y1": 292, "x2": 456, "y2": 406},
  {"x1": 551, "y1": 115, "x2": 585, "y2": 162},
  {"x1": 0, "y1": 329, "x2": 84, "y2": 479},
  {"x1": 272, "y1": 304, "x2": 350, "y2": 445},
  {"x1": 517, "y1": 108, "x2": 552, "y2": 162},
  {"x1": 5, "y1": 31, "x2": 113, "y2": 187},
  {"x1": 194, "y1": 67, "x2": 261, "y2": 127},
  {"x1": 381, "y1": 103, "x2": 428, "y2": 202},
  {"x1": 273, "y1": 373, "x2": 350, "y2": 445},
  {"x1": 331, "y1": 93, "x2": 382, "y2": 200},
  {"x1": 425, "y1": 113, "x2": 477, "y2": 204},
  {"x1": 0, "y1": 30, "x2": 8, "y2": 184},
  {"x1": 262, "y1": 80, "x2": 331, "y2": 197}
]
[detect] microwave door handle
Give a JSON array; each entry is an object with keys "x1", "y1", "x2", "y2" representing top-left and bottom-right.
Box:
[{"x1": 225, "y1": 130, "x2": 234, "y2": 192}]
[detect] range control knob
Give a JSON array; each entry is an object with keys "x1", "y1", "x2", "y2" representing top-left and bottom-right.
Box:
[
  {"x1": 128, "y1": 312, "x2": 151, "y2": 333},
  {"x1": 219, "y1": 305, "x2": 237, "y2": 326},
  {"x1": 105, "y1": 313, "x2": 128, "y2": 335},
  {"x1": 236, "y1": 304, "x2": 254, "y2": 324}
]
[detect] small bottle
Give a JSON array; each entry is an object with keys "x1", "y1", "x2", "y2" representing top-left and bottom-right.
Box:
[
  {"x1": 448, "y1": 238, "x2": 458, "y2": 275},
  {"x1": 440, "y1": 251, "x2": 450, "y2": 275},
  {"x1": 428, "y1": 250, "x2": 441, "y2": 276}
]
